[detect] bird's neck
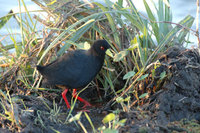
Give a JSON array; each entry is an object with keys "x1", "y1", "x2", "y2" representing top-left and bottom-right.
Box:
[{"x1": 90, "y1": 49, "x2": 104, "y2": 59}]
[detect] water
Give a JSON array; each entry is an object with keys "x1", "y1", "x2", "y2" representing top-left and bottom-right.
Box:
[
  {"x1": 0, "y1": 0, "x2": 199, "y2": 46},
  {"x1": 0, "y1": 0, "x2": 41, "y2": 33},
  {"x1": 0, "y1": 0, "x2": 41, "y2": 46}
]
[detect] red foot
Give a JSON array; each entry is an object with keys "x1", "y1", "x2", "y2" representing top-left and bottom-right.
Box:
[
  {"x1": 72, "y1": 89, "x2": 92, "y2": 108},
  {"x1": 61, "y1": 88, "x2": 92, "y2": 110}
]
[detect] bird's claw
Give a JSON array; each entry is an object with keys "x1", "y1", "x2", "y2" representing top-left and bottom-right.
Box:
[{"x1": 82, "y1": 103, "x2": 92, "y2": 109}]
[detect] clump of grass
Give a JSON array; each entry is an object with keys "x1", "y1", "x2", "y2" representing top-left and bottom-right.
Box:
[{"x1": 0, "y1": 89, "x2": 21, "y2": 131}]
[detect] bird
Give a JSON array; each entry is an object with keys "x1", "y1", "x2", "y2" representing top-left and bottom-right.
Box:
[{"x1": 36, "y1": 39, "x2": 110, "y2": 109}]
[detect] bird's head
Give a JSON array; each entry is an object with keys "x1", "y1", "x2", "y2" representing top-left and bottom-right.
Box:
[{"x1": 91, "y1": 39, "x2": 110, "y2": 56}]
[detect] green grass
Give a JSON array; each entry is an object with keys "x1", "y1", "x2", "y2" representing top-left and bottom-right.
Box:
[{"x1": 0, "y1": 0, "x2": 197, "y2": 132}]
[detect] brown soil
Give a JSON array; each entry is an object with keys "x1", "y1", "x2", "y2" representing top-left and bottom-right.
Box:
[
  {"x1": 119, "y1": 47, "x2": 200, "y2": 132},
  {"x1": 0, "y1": 47, "x2": 200, "y2": 133}
]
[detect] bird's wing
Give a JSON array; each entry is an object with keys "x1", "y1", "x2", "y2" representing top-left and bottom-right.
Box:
[{"x1": 42, "y1": 50, "x2": 88, "y2": 86}]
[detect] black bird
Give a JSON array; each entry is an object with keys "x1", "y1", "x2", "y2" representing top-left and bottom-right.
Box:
[{"x1": 37, "y1": 40, "x2": 110, "y2": 109}]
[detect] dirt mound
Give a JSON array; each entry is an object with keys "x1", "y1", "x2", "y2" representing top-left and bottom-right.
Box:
[
  {"x1": 149, "y1": 47, "x2": 200, "y2": 123},
  {"x1": 120, "y1": 47, "x2": 200, "y2": 132},
  {"x1": 1, "y1": 46, "x2": 200, "y2": 133}
]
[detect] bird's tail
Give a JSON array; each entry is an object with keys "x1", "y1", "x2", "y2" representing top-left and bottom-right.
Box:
[{"x1": 36, "y1": 65, "x2": 44, "y2": 72}]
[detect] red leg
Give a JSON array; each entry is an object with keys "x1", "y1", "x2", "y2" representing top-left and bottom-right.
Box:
[
  {"x1": 72, "y1": 89, "x2": 92, "y2": 108},
  {"x1": 62, "y1": 89, "x2": 71, "y2": 109}
]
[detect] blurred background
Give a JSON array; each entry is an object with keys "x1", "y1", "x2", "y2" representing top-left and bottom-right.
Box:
[{"x1": 0, "y1": 0, "x2": 199, "y2": 47}]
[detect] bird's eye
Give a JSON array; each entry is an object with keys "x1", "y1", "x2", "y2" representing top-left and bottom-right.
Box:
[{"x1": 100, "y1": 46, "x2": 105, "y2": 50}]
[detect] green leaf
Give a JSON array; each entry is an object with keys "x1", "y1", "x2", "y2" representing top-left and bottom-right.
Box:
[
  {"x1": 160, "y1": 71, "x2": 166, "y2": 79},
  {"x1": 127, "y1": 43, "x2": 138, "y2": 51},
  {"x1": 83, "y1": 42, "x2": 91, "y2": 50},
  {"x1": 119, "y1": 119, "x2": 127, "y2": 123},
  {"x1": 119, "y1": 118, "x2": 127, "y2": 124},
  {"x1": 102, "y1": 113, "x2": 115, "y2": 123},
  {"x1": 47, "y1": 0, "x2": 56, "y2": 5},
  {"x1": 124, "y1": 96, "x2": 131, "y2": 102},
  {"x1": 152, "y1": 69, "x2": 155, "y2": 78},
  {"x1": 113, "y1": 50, "x2": 128, "y2": 62},
  {"x1": 69, "y1": 112, "x2": 82, "y2": 122},
  {"x1": 84, "y1": 112, "x2": 96, "y2": 133},
  {"x1": 118, "y1": 0, "x2": 123, "y2": 6},
  {"x1": 137, "y1": 74, "x2": 149, "y2": 81},
  {"x1": 139, "y1": 93, "x2": 149, "y2": 99},
  {"x1": 117, "y1": 118, "x2": 127, "y2": 126},
  {"x1": 102, "y1": 128, "x2": 118, "y2": 133},
  {"x1": 0, "y1": 10, "x2": 13, "y2": 29},
  {"x1": 116, "y1": 97, "x2": 124, "y2": 103},
  {"x1": 177, "y1": 16, "x2": 194, "y2": 44},
  {"x1": 143, "y1": 0, "x2": 160, "y2": 42},
  {"x1": 123, "y1": 71, "x2": 135, "y2": 80},
  {"x1": 106, "y1": 49, "x2": 114, "y2": 58}
]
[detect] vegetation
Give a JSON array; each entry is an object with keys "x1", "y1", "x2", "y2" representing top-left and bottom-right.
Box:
[{"x1": 0, "y1": 0, "x2": 199, "y2": 132}]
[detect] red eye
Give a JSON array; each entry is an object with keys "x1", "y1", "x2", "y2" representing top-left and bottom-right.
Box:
[{"x1": 100, "y1": 46, "x2": 105, "y2": 50}]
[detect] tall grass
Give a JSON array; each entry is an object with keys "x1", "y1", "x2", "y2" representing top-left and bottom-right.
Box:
[{"x1": 0, "y1": 0, "x2": 196, "y2": 132}]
